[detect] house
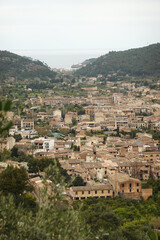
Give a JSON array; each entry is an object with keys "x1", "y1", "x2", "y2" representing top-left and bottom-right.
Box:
[
  {"x1": 65, "y1": 112, "x2": 78, "y2": 124},
  {"x1": 21, "y1": 118, "x2": 34, "y2": 130},
  {"x1": 108, "y1": 171, "x2": 152, "y2": 200},
  {"x1": 32, "y1": 137, "x2": 54, "y2": 153},
  {"x1": 108, "y1": 171, "x2": 141, "y2": 199},
  {"x1": 0, "y1": 137, "x2": 15, "y2": 151},
  {"x1": 70, "y1": 183, "x2": 113, "y2": 200}
]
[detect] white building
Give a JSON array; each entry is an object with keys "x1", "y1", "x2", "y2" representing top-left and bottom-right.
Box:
[{"x1": 32, "y1": 137, "x2": 55, "y2": 153}]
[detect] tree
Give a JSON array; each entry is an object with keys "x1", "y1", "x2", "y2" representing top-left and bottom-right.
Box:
[
  {"x1": 72, "y1": 176, "x2": 84, "y2": 186},
  {"x1": 14, "y1": 134, "x2": 22, "y2": 142},
  {"x1": 73, "y1": 145, "x2": 80, "y2": 151},
  {"x1": 0, "y1": 165, "x2": 32, "y2": 196},
  {"x1": 0, "y1": 149, "x2": 11, "y2": 162},
  {"x1": 11, "y1": 146, "x2": 19, "y2": 158},
  {"x1": 103, "y1": 136, "x2": 107, "y2": 144},
  {"x1": 116, "y1": 126, "x2": 120, "y2": 137},
  {"x1": 0, "y1": 189, "x2": 90, "y2": 240},
  {"x1": 0, "y1": 99, "x2": 13, "y2": 137},
  {"x1": 72, "y1": 117, "x2": 77, "y2": 126},
  {"x1": 130, "y1": 130, "x2": 137, "y2": 139}
]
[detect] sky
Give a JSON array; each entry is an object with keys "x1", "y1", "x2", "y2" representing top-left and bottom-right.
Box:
[{"x1": 0, "y1": 0, "x2": 160, "y2": 67}]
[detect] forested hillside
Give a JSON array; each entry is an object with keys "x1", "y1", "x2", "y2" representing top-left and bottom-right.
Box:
[
  {"x1": 75, "y1": 43, "x2": 160, "y2": 78},
  {"x1": 0, "y1": 51, "x2": 57, "y2": 83}
]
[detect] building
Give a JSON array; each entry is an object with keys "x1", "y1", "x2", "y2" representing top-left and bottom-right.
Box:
[
  {"x1": 32, "y1": 137, "x2": 55, "y2": 153},
  {"x1": 21, "y1": 118, "x2": 34, "y2": 130},
  {"x1": 70, "y1": 183, "x2": 113, "y2": 200},
  {"x1": 108, "y1": 171, "x2": 152, "y2": 200},
  {"x1": 0, "y1": 137, "x2": 15, "y2": 152},
  {"x1": 65, "y1": 112, "x2": 78, "y2": 124}
]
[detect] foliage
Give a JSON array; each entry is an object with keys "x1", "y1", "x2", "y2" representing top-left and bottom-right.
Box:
[
  {"x1": 73, "y1": 196, "x2": 160, "y2": 240},
  {"x1": 120, "y1": 129, "x2": 139, "y2": 138},
  {"x1": 86, "y1": 130, "x2": 106, "y2": 136},
  {"x1": 0, "y1": 149, "x2": 11, "y2": 162},
  {"x1": 11, "y1": 146, "x2": 19, "y2": 158},
  {"x1": 28, "y1": 158, "x2": 71, "y2": 184},
  {"x1": 0, "y1": 50, "x2": 57, "y2": 84},
  {"x1": 0, "y1": 190, "x2": 90, "y2": 240},
  {"x1": 0, "y1": 165, "x2": 33, "y2": 196},
  {"x1": 75, "y1": 43, "x2": 160, "y2": 79},
  {"x1": 14, "y1": 134, "x2": 22, "y2": 142},
  {"x1": 142, "y1": 179, "x2": 160, "y2": 200},
  {"x1": 146, "y1": 130, "x2": 160, "y2": 141},
  {"x1": 64, "y1": 104, "x2": 85, "y2": 115},
  {"x1": 0, "y1": 99, "x2": 13, "y2": 137},
  {"x1": 71, "y1": 176, "x2": 85, "y2": 186},
  {"x1": 72, "y1": 117, "x2": 77, "y2": 126},
  {"x1": 72, "y1": 145, "x2": 80, "y2": 151}
]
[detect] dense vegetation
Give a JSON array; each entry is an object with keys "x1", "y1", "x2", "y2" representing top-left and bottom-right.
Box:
[
  {"x1": 0, "y1": 100, "x2": 13, "y2": 137},
  {"x1": 0, "y1": 51, "x2": 57, "y2": 84},
  {"x1": 1, "y1": 163, "x2": 160, "y2": 240},
  {"x1": 0, "y1": 165, "x2": 87, "y2": 240},
  {"x1": 75, "y1": 43, "x2": 160, "y2": 79},
  {"x1": 73, "y1": 194, "x2": 160, "y2": 240}
]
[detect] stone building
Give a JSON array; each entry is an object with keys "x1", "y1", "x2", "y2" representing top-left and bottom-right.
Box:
[
  {"x1": 21, "y1": 118, "x2": 34, "y2": 130},
  {"x1": 70, "y1": 183, "x2": 113, "y2": 200},
  {"x1": 0, "y1": 137, "x2": 15, "y2": 152}
]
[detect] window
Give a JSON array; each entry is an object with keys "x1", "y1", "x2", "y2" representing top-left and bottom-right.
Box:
[
  {"x1": 137, "y1": 189, "x2": 139, "y2": 192},
  {"x1": 88, "y1": 191, "x2": 90, "y2": 194},
  {"x1": 76, "y1": 192, "x2": 78, "y2": 195},
  {"x1": 95, "y1": 190, "x2": 97, "y2": 194},
  {"x1": 102, "y1": 190, "x2": 104, "y2": 194},
  {"x1": 82, "y1": 191, "x2": 84, "y2": 195},
  {"x1": 137, "y1": 183, "x2": 139, "y2": 186},
  {"x1": 108, "y1": 190, "x2": 110, "y2": 193},
  {"x1": 74, "y1": 197, "x2": 79, "y2": 200},
  {"x1": 130, "y1": 189, "x2": 132, "y2": 192},
  {"x1": 122, "y1": 184, "x2": 124, "y2": 187},
  {"x1": 129, "y1": 183, "x2": 132, "y2": 188}
]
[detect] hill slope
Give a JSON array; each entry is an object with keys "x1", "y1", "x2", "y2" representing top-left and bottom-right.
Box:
[
  {"x1": 0, "y1": 51, "x2": 57, "y2": 83},
  {"x1": 75, "y1": 43, "x2": 160, "y2": 78}
]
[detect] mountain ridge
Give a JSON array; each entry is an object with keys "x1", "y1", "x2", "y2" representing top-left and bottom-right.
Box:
[
  {"x1": 75, "y1": 43, "x2": 160, "y2": 78},
  {"x1": 0, "y1": 50, "x2": 57, "y2": 83}
]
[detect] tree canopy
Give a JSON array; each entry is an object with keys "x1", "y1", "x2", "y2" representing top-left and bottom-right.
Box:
[
  {"x1": 0, "y1": 165, "x2": 32, "y2": 196},
  {"x1": 75, "y1": 43, "x2": 160, "y2": 79}
]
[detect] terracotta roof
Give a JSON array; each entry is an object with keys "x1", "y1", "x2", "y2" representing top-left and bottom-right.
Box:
[{"x1": 71, "y1": 183, "x2": 112, "y2": 191}]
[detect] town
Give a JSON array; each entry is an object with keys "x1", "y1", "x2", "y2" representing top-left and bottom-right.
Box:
[{"x1": 1, "y1": 76, "x2": 160, "y2": 202}]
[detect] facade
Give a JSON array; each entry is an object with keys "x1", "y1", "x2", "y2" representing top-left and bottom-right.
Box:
[
  {"x1": 0, "y1": 137, "x2": 15, "y2": 152},
  {"x1": 21, "y1": 119, "x2": 34, "y2": 130},
  {"x1": 65, "y1": 112, "x2": 78, "y2": 124},
  {"x1": 108, "y1": 172, "x2": 141, "y2": 198},
  {"x1": 70, "y1": 184, "x2": 113, "y2": 200},
  {"x1": 108, "y1": 171, "x2": 152, "y2": 200},
  {"x1": 32, "y1": 138, "x2": 55, "y2": 153}
]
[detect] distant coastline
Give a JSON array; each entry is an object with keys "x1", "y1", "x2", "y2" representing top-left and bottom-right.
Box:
[{"x1": 10, "y1": 49, "x2": 111, "y2": 69}]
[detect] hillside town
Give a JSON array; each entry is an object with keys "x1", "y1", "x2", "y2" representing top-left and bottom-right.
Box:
[{"x1": 1, "y1": 80, "x2": 160, "y2": 202}]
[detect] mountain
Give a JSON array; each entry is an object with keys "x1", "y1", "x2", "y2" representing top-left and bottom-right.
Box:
[
  {"x1": 0, "y1": 51, "x2": 57, "y2": 83},
  {"x1": 75, "y1": 43, "x2": 160, "y2": 78},
  {"x1": 71, "y1": 58, "x2": 96, "y2": 69}
]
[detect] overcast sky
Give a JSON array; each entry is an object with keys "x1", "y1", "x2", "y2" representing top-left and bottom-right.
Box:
[{"x1": 1, "y1": 0, "x2": 160, "y2": 52}]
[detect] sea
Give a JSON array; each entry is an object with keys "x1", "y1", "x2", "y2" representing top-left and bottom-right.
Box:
[{"x1": 11, "y1": 49, "x2": 109, "y2": 70}]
